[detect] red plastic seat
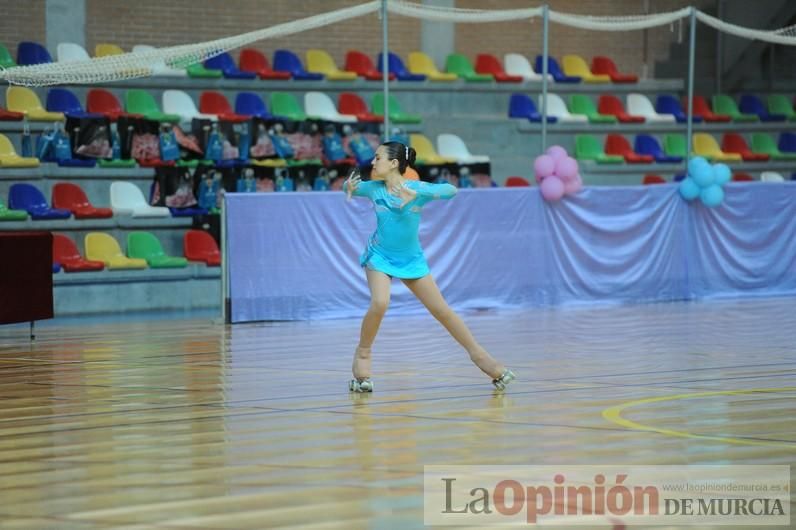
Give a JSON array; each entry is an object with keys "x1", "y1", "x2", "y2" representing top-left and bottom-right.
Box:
[
  {"x1": 0, "y1": 107, "x2": 24, "y2": 121},
  {"x1": 642, "y1": 174, "x2": 667, "y2": 185},
  {"x1": 683, "y1": 95, "x2": 731, "y2": 123},
  {"x1": 605, "y1": 134, "x2": 653, "y2": 163},
  {"x1": 732, "y1": 172, "x2": 755, "y2": 182},
  {"x1": 239, "y1": 48, "x2": 291, "y2": 80},
  {"x1": 53, "y1": 234, "x2": 105, "y2": 272},
  {"x1": 86, "y1": 89, "x2": 143, "y2": 121},
  {"x1": 505, "y1": 176, "x2": 530, "y2": 187},
  {"x1": 591, "y1": 56, "x2": 638, "y2": 83},
  {"x1": 199, "y1": 91, "x2": 249, "y2": 123},
  {"x1": 52, "y1": 182, "x2": 113, "y2": 219},
  {"x1": 344, "y1": 50, "x2": 395, "y2": 81},
  {"x1": 184, "y1": 229, "x2": 221, "y2": 266},
  {"x1": 338, "y1": 93, "x2": 383, "y2": 123},
  {"x1": 475, "y1": 54, "x2": 523, "y2": 83},
  {"x1": 721, "y1": 133, "x2": 770, "y2": 162},
  {"x1": 598, "y1": 95, "x2": 644, "y2": 123}
]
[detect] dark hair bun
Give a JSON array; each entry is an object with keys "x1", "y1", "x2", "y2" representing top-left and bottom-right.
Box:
[{"x1": 406, "y1": 146, "x2": 417, "y2": 168}]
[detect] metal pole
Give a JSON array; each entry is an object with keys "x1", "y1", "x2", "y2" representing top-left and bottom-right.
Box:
[
  {"x1": 541, "y1": 4, "x2": 549, "y2": 151},
  {"x1": 686, "y1": 7, "x2": 696, "y2": 167},
  {"x1": 381, "y1": 0, "x2": 391, "y2": 141},
  {"x1": 716, "y1": 0, "x2": 723, "y2": 95},
  {"x1": 220, "y1": 195, "x2": 228, "y2": 323}
]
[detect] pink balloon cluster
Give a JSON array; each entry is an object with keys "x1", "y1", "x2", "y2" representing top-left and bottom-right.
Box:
[{"x1": 533, "y1": 145, "x2": 583, "y2": 201}]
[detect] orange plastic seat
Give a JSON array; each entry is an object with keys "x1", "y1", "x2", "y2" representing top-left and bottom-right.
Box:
[
  {"x1": 52, "y1": 183, "x2": 113, "y2": 219},
  {"x1": 605, "y1": 134, "x2": 653, "y2": 163},
  {"x1": 598, "y1": 95, "x2": 644, "y2": 123},
  {"x1": 642, "y1": 174, "x2": 667, "y2": 185},
  {"x1": 345, "y1": 50, "x2": 395, "y2": 81},
  {"x1": 239, "y1": 48, "x2": 291, "y2": 79},
  {"x1": 475, "y1": 54, "x2": 522, "y2": 83},
  {"x1": 721, "y1": 133, "x2": 769, "y2": 162},
  {"x1": 184, "y1": 230, "x2": 221, "y2": 266},
  {"x1": 505, "y1": 176, "x2": 530, "y2": 187},
  {"x1": 338, "y1": 93, "x2": 383, "y2": 123},
  {"x1": 53, "y1": 234, "x2": 105, "y2": 272},
  {"x1": 591, "y1": 56, "x2": 638, "y2": 83},
  {"x1": 684, "y1": 95, "x2": 731, "y2": 123},
  {"x1": 86, "y1": 89, "x2": 143, "y2": 121},
  {"x1": 198, "y1": 91, "x2": 249, "y2": 122}
]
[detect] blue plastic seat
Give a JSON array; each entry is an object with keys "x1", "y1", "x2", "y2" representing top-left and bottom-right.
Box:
[
  {"x1": 508, "y1": 93, "x2": 557, "y2": 123},
  {"x1": 17, "y1": 41, "x2": 53, "y2": 65},
  {"x1": 634, "y1": 134, "x2": 683, "y2": 163},
  {"x1": 46, "y1": 88, "x2": 104, "y2": 119},
  {"x1": 273, "y1": 49, "x2": 324, "y2": 80},
  {"x1": 8, "y1": 183, "x2": 71, "y2": 220},
  {"x1": 204, "y1": 52, "x2": 257, "y2": 80},
  {"x1": 234, "y1": 92, "x2": 273, "y2": 119},
  {"x1": 777, "y1": 132, "x2": 796, "y2": 153},
  {"x1": 534, "y1": 56, "x2": 580, "y2": 83},
  {"x1": 739, "y1": 94, "x2": 786, "y2": 122},
  {"x1": 169, "y1": 206, "x2": 209, "y2": 217},
  {"x1": 655, "y1": 95, "x2": 702, "y2": 123},
  {"x1": 377, "y1": 52, "x2": 426, "y2": 81}
]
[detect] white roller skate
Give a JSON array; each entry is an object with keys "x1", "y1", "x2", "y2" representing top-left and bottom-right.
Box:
[
  {"x1": 349, "y1": 378, "x2": 374, "y2": 393},
  {"x1": 492, "y1": 369, "x2": 515, "y2": 391}
]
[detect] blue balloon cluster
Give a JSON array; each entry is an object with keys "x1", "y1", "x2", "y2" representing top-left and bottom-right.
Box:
[{"x1": 678, "y1": 156, "x2": 731, "y2": 208}]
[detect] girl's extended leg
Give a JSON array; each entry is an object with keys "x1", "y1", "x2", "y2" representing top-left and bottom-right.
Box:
[
  {"x1": 402, "y1": 274, "x2": 506, "y2": 380},
  {"x1": 352, "y1": 268, "x2": 392, "y2": 380}
]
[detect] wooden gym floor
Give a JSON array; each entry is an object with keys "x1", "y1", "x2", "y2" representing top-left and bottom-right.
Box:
[{"x1": 0, "y1": 297, "x2": 793, "y2": 529}]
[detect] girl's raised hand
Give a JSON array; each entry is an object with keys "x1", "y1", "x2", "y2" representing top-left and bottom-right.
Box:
[{"x1": 345, "y1": 168, "x2": 361, "y2": 201}]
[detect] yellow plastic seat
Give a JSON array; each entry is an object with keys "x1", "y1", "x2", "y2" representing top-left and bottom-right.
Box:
[
  {"x1": 305, "y1": 49, "x2": 357, "y2": 80},
  {"x1": 85, "y1": 232, "x2": 147, "y2": 270},
  {"x1": 410, "y1": 134, "x2": 456, "y2": 165},
  {"x1": 407, "y1": 52, "x2": 458, "y2": 81},
  {"x1": 6, "y1": 87, "x2": 65, "y2": 121},
  {"x1": 95, "y1": 43, "x2": 124, "y2": 57},
  {"x1": 0, "y1": 134, "x2": 39, "y2": 167},
  {"x1": 251, "y1": 158, "x2": 287, "y2": 168},
  {"x1": 562, "y1": 55, "x2": 611, "y2": 83},
  {"x1": 693, "y1": 133, "x2": 742, "y2": 162}
]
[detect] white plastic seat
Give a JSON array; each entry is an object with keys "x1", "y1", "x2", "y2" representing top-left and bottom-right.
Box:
[
  {"x1": 132, "y1": 44, "x2": 188, "y2": 77},
  {"x1": 538, "y1": 93, "x2": 588, "y2": 123},
  {"x1": 57, "y1": 42, "x2": 91, "y2": 63},
  {"x1": 760, "y1": 171, "x2": 785, "y2": 182},
  {"x1": 304, "y1": 92, "x2": 357, "y2": 123},
  {"x1": 436, "y1": 133, "x2": 490, "y2": 163},
  {"x1": 110, "y1": 181, "x2": 170, "y2": 218},
  {"x1": 627, "y1": 93, "x2": 676, "y2": 123},
  {"x1": 504, "y1": 53, "x2": 552, "y2": 82},
  {"x1": 162, "y1": 89, "x2": 217, "y2": 124}
]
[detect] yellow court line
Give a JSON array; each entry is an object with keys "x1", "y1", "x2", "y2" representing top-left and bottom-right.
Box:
[{"x1": 602, "y1": 387, "x2": 796, "y2": 449}]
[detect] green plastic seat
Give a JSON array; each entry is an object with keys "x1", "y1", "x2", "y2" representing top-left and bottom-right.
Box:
[
  {"x1": 270, "y1": 92, "x2": 307, "y2": 121},
  {"x1": 712, "y1": 94, "x2": 758, "y2": 122},
  {"x1": 751, "y1": 133, "x2": 796, "y2": 160},
  {"x1": 445, "y1": 54, "x2": 493, "y2": 82},
  {"x1": 185, "y1": 62, "x2": 223, "y2": 79},
  {"x1": 766, "y1": 95, "x2": 796, "y2": 121},
  {"x1": 575, "y1": 135, "x2": 623, "y2": 164},
  {"x1": 0, "y1": 43, "x2": 16, "y2": 69},
  {"x1": 569, "y1": 95, "x2": 618, "y2": 123},
  {"x1": 0, "y1": 197, "x2": 28, "y2": 221},
  {"x1": 127, "y1": 231, "x2": 188, "y2": 268},
  {"x1": 371, "y1": 93, "x2": 422, "y2": 124},
  {"x1": 98, "y1": 159, "x2": 137, "y2": 168},
  {"x1": 125, "y1": 90, "x2": 181, "y2": 123},
  {"x1": 663, "y1": 134, "x2": 688, "y2": 158}
]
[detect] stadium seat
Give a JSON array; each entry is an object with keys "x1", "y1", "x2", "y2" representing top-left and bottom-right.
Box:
[
  {"x1": 271, "y1": 92, "x2": 307, "y2": 121},
  {"x1": 9, "y1": 183, "x2": 70, "y2": 219},
  {"x1": 162, "y1": 90, "x2": 218, "y2": 123},
  {"x1": 234, "y1": 92, "x2": 273, "y2": 119},
  {"x1": 46, "y1": 88, "x2": 103, "y2": 119},
  {"x1": 239, "y1": 48, "x2": 290, "y2": 79},
  {"x1": 110, "y1": 181, "x2": 170, "y2": 217},
  {"x1": 0, "y1": 196, "x2": 28, "y2": 221},
  {"x1": 562, "y1": 55, "x2": 610, "y2": 83},
  {"x1": 56, "y1": 42, "x2": 91, "y2": 62},
  {"x1": 766, "y1": 94, "x2": 796, "y2": 121},
  {"x1": 778, "y1": 132, "x2": 796, "y2": 154},
  {"x1": 204, "y1": 51, "x2": 257, "y2": 79},
  {"x1": 436, "y1": 133, "x2": 490, "y2": 164},
  {"x1": 605, "y1": 134, "x2": 653, "y2": 163},
  {"x1": 474, "y1": 53, "x2": 522, "y2": 82},
  {"x1": 760, "y1": 171, "x2": 785, "y2": 183},
  {"x1": 345, "y1": 50, "x2": 395, "y2": 80},
  {"x1": 184, "y1": 230, "x2": 221, "y2": 266},
  {"x1": 504, "y1": 53, "x2": 551, "y2": 82},
  {"x1": 598, "y1": 95, "x2": 644, "y2": 123},
  {"x1": 751, "y1": 133, "x2": 796, "y2": 160},
  {"x1": 568, "y1": 95, "x2": 617, "y2": 123},
  {"x1": 125, "y1": 89, "x2": 181, "y2": 123},
  {"x1": 0, "y1": 42, "x2": 16, "y2": 68},
  {"x1": 17, "y1": 41, "x2": 52, "y2": 65},
  {"x1": 52, "y1": 182, "x2": 113, "y2": 219},
  {"x1": 445, "y1": 54, "x2": 492, "y2": 82},
  {"x1": 273, "y1": 49, "x2": 323, "y2": 80},
  {"x1": 306, "y1": 49, "x2": 357, "y2": 80},
  {"x1": 712, "y1": 94, "x2": 758, "y2": 122},
  {"x1": 731, "y1": 172, "x2": 755, "y2": 182},
  {"x1": 720, "y1": 133, "x2": 769, "y2": 162},
  {"x1": 52, "y1": 234, "x2": 104, "y2": 272},
  {"x1": 127, "y1": 231, "x2": 188, "y2": 268},
  {"x1": 642, "y1": 174, "x2": 667, "y2": 185},
  {"x1": 693, "y1": 133, "x2": 742, "y2": 162},
  {"x1": 663, "y1": 134, "x2": 688, "y2": 158},
  {"x1": 685, "y1": 95, "x2": 731, "y2": 122},
  {"x1": 186, "y1": 61, "x2": 223, "y2": 79},
  {"x1": 534, "y1": 56, "x2": 580, "y2": 83},
  {"x1": 739, "y1": 94, "x2": 786, "y2": 122},
  {"x1": 410, "y1": 134, "x2": 456, "y2": 165},
  {"x1": 575, "y1": 135, "x2": 623, "y2": 164},
  {"x1": 304, "y1": 92, "x2": 357, "y2": 123},
  {"x1": 508, "y1": 93, "x2": 556, "y2": 123},
  {"x1": 377, "y1": 52, "x2": 426, "y2": 81},
  {"x1": 371, "y1": 93, "x2": 422, "y2": 124},
  {"x1": 85, "y1": 232, "x2": 147, "y2": 270},
  {"x1": 505, "y1": 176, "x2": 530, "y2": 187},
  {"x1": 6, "y1": 87, "x2": 65, "y2": 121},
  {"x1": 338, "y1": 93, "x2": 383, "y2": 122},
  {"x1": 539, "y1": 93, "x2": 587, "y2": 123},
  {"x1": 198, "y1": 92, "x2": 249, "y2": 122},
  {"x1": 590, "y1": 56, "x2": 638, "y2": 83},
  {"x1": 132, "y1": 44, "x2": 188, "y2": 77},
  {"x1": 655, "y1": 95, "x2": 702, "y2": 123},
  {"x1": 95, "y1": 43, "x2": 124, "y2": 57},
  {"x1": 634, "y1": 134, "x2": 682, "y2": 163},
  {"x1": 408, "y1": 52, "x2": 458, "y2": 81},
  {"x1": 627, "y1": 93, "x2": 676, "y2": 123},
  {"x1": 0, "y1": 107, "x2": 24, "y2": 121},
  {"x1": 0, "y1": 134, "x2": 40, "y2": 167},
  {"x1": 86, "y1": 88, "x2": 142, "y2": 121}
]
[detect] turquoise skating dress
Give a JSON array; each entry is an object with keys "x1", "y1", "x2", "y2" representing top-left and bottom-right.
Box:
[{"x1": 348, "y1": 180, "x2": 457, "y2": 279}]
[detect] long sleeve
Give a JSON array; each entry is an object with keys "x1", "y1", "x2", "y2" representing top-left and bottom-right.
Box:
[
  {"x1": 413, "y1": 181, "x2": 457, "y2": 201},
  {"x1": 344, "y1": 180, "x2": 381, "y2": 199}
]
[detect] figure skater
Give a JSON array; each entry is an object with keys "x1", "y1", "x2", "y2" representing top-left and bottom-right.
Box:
[{"x1": 344, "y1": 141, "x2": 515, "y2": 393}]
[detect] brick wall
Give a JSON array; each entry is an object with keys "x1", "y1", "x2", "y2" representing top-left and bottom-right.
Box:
[{"x1": 0, "y1": 0, "x2": 46, "y2": 62}]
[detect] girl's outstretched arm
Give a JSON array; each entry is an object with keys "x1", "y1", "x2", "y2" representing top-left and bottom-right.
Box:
[{"x1": 413, "y1": 181, "x2": 457, "y2": 201}]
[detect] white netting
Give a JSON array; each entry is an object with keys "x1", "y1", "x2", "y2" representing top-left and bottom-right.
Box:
[
  {"x1": 548, "y1": 9, "x2": 691, "y2": 31},
  {"x1": 695, "y1": 10, "x2": 796, "y2": 45},
  {"x1": 387, "y1": 1, "x2": 542, "y2": 23}
]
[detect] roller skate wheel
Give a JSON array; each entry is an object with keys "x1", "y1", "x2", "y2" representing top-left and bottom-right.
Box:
[{"x1": 492, "y1": 369, "x2": 515, "y2": 391}]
